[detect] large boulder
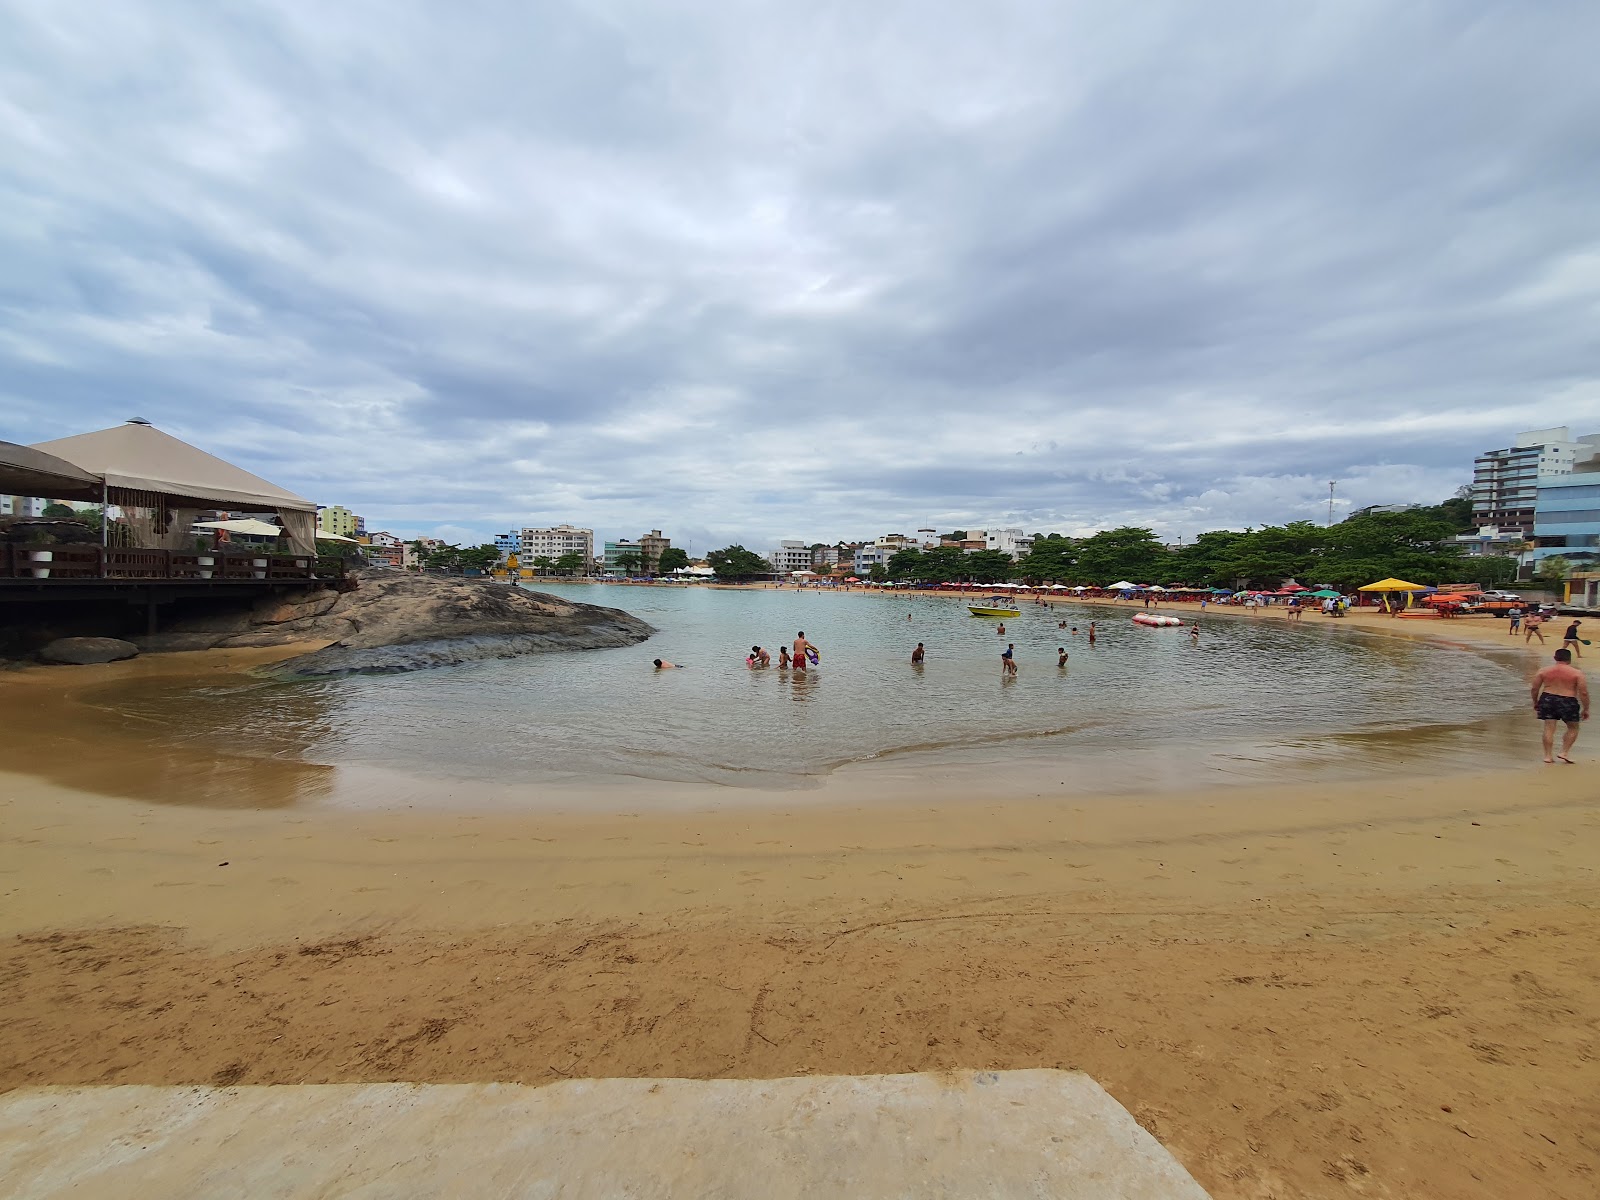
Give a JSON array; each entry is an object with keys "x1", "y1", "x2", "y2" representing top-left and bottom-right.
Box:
[{"x1": 39, "y1": 637, "x2": 140, "y2": 665}]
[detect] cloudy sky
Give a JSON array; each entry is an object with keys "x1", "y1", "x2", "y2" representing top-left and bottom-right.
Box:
[{"x1": 5, "y1": 1, "x2": 1599, "y2": 553}]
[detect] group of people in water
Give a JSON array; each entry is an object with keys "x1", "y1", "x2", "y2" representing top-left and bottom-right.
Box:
[{"x1": 741, "y1": 631, "x2": 821, "y2": 671}]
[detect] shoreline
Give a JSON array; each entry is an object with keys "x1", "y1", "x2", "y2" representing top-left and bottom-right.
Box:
[{"x1": 3, "y1": 599, "x2": 1597, "y2": 1197}]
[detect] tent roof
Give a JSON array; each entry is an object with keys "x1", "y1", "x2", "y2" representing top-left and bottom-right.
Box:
[
  {"x1": 1357, "y1": 577, "x2": 1429, "y2": 591},
  {"x1": 31, "y1": 421, "x2": 315, "y2": 512},
  {"x1": 0, "y1": 441, "x2": 104, "y2": 503}
]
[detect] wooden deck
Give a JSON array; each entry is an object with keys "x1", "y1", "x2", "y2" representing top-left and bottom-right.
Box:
[{"x1": 0, "y1": 543, "x2": 343, "y2": 586}]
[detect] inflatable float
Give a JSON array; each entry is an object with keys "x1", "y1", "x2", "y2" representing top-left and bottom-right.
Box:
[{"x1": 1132, "y1": 613, "x2": 1185, "y2": 627}]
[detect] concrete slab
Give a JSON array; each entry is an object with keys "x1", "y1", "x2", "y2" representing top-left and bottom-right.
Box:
[{"x1": 0, "y1": 1070, "x2": 1210, "y2": 1199}]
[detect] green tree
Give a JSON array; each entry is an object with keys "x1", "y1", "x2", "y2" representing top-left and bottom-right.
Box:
[
  {"x1": 41, "y1": 502, "x2": 75, "y2": 518},
  {"x1": 614, "y1": 551, "x2": 644, "y2": 576},
  {"x1": 459, "y1": 544, "x2": 501, "y2": 573},
  {"x1": 705, "y1": 544, "x2": 771, "y2": 580},
  {"x1": 1072, "y1": 527, "x2": 1167, "y2": 585},
  {"x1": 1016, "y1": 534, "x2": 1074, "y2": 582},
  {"x1": 532, "y1": 555, "x2": 556, "y2": 576},
  {"x1": 553, "y1": 551, "x2": 586, "y2": 576},
  {"x1": 657, "y1": 547, "x2": 690, "y2": 574},
  {"x1": 965, "y1": 549, "x2": 1015, "y2": 584},
  {"x1": 868, "y1": 563, "x2": 888, "y2": 582},
  {"x1": 1535, "y1": 556, "x2": 1572, "y2": 590},
  {"x1": 919, "y1": 545, "x2": 971, "y2": 582},
  {"x1": 887, "y1": 547, "x2": 925, "y2": 579}
]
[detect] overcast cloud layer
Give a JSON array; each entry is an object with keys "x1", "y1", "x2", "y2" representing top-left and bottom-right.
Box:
[{"x1": 4, "y1": 1, "x2": 1600, "y2": 552}]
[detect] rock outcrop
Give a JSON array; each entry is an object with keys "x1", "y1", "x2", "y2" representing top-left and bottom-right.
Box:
[
  {"x1": 38, "y1": 637, "x2": 141, "y2": 665},
  {"x1": 133, "y1": 572, "x2": 654, "y2": 677}
]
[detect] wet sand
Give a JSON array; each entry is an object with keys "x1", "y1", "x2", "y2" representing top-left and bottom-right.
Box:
[{"x1": 2, "y1": 625, "x2": 1598, "y2": 1199}]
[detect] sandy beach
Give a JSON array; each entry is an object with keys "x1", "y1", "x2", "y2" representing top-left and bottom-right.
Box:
[{"x1": 2, "y1": 614, "x2": 1597, "y2": 1199}]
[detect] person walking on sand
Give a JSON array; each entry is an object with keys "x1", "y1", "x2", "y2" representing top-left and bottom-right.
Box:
[
  {"x1": 1525, "y1": 611, "x2": 1546, "y2": 644},
  {"x1": 1563, "y1": 619, "x2": 1584, "y2": 658},
  {"x1": 912, "y1": 641, "x2": 925, "y2": 664},
  {"x1": 1508, "y1": 605, "x2": 1522, "y2": 635},
  {"x1": 1002, "y1": 643, "x2": 1017, "y2": 675},
  {"x1": 793, "y1": 630, "x2": 816, "y2": 672},
  {"x1": 1532, "y1": 648, "x2": 1589, "y2": 763}
]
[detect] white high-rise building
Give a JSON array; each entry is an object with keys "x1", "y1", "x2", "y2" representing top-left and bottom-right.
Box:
[
  {"x1": 769, "y1": 540, "x2": 813, "y2": 574},
  {"x1": 1472, "y1": 427, "x2": 1600, "y2": 539},
  {"x1": 519, "y1": 524, "x2": 594, "y2": 569}
]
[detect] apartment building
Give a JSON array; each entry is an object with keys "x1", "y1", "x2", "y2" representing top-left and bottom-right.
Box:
[
  {"x1": 1, "y1": 496, "x2": 48, "y2": 517},
  {"x1": 1531, "y1": 461, "x2": 1600, "y2": 570},
  {"x1": 317, "y1": 505, "x2": 361, "y2": 538},
  {"x1": 770, "y1": 540, "x2": 813, "y2": 574},
  {"x1": 984, "y1": 528, "x2": 1035, "y2": 560},
  {"x1": 1471, "y1": 427, "x2": 1600, "y2": 538},
  {"x1": 493, "y1": 531, "x2": 520, "y2": 562},
  {"x1": 852, "y1": 534, "x2": 919, "y2": 574},
  {"x1": 519, "y1": 524, "x2": 594, "y2": 570},
  {"x1": 638, "y1": 530, "x2": 670, "y2": 573}
]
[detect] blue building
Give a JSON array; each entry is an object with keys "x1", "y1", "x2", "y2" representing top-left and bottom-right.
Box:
[
  {"x1": 493, "y1": 531, "x2": 520, "y2": 563},
  {"x1": 1532, "y1": 465, "x2": 1600, "y2": 570}
]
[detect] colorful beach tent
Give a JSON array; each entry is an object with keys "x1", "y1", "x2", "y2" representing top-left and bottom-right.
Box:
[{"x1": 1357, "y1": 578, "x2": 1428, "y2": 592}]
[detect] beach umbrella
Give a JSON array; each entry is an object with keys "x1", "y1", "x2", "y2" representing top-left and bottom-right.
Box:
[
  {"x1": 1107, "y1": 581, "x2": 1137, "y2": 590},
  {"x1": 1357, "y1": 578, "x2": 1428, "y2": 592},
  {"x1": 1146, "y1": 584, "x2": 1165, "y2": 592},
  {"x1": 1308, "y1": 589, "x2": 1341, "y2": 598}
]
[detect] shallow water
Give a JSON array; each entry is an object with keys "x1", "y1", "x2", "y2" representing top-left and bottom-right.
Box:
[{"x1": 75, "y1": 585, "x2": 1532, "y2": 795}]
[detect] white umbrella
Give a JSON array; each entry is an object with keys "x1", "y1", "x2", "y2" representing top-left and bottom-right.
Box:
[
  {"x1": 192, "y1": 518, "x2": 285, "y2": 537},
  {"x1": 1071, "y1": 585, "x2": 1088, "y2": 592},
  {"x1": 1146, "y1": 584, "x2": 1166, "y2": 592},
  {"x1": 314, "y1": 530, "x2": 359, "y2": 543}
]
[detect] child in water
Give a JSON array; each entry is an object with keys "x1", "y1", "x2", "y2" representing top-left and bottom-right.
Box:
[{"x1": 1057, "y1": 647, "x2": 1068, "y2": 667}]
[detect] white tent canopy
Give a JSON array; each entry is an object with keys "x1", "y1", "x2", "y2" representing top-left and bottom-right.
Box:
[
  {"x1": 1107, "y1": 581, "x2": 1138, "y2": 590},
  {"x1": 193, "y1": 518, "x2": 286, "y2": 537},
  {"x1": 33, "y1": 419, "x2": 317, "y2": 554}
]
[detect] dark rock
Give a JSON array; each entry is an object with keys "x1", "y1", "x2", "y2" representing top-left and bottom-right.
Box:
[{"x1": 38, "y1": 637, "x2": 140, "y2": 665}]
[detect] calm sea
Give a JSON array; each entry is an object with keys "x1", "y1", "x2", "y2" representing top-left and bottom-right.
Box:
[{"x1": 77, "y1": 584, "x2": 1533, "y2": 798}]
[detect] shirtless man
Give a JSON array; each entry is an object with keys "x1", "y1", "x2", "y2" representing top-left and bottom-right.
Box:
[
  {"x1": 792, "y1": 631, "x2": 815, "y2": 672},
  {"x1": 911, "y1": 642, "x2": 925, "y2": 664},
  {"x1": 1532, "y1": 648, "x2": 1589, "y2": 763},
  {"x1": 652, "y1": 659, "x2": 677, "y2": 669},
  {"x1": 1001, "y1": 643, "x2": 1017, "y2": 675},
  {"x1": 1524, "y1": 612, "x2": 1546, "y2": 644}
]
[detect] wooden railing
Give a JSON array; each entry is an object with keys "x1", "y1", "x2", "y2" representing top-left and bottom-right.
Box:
[{"x1": 0, "y1": 543, "x2": 345, "y2": 583}]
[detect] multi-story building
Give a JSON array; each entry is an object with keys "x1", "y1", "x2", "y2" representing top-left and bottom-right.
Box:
[
  {"x1": 519, "y1": 524, "x2": 594, "y2": 570},
  {"x1": 638, "y1": 530, "x2": 670, "y2": 574},
  {"x1": 367, "y1": 531, "x2": 403, "y2": 549},
  {"x1": 1530, "y1": 461, "x2": 1600, "y2": 570},
  {"x1": 317, "y1": 505, "x2": 361, "y2": 538},
  {"x1": 983, "y1": 529, "x2": 1035, "y2": 559},
  {"x1": 493, "y1": 531, "x2": 520, "y2": 562},
  {"x1": 602, "y1": 539, "x2": 641, "y2": 576},
  {"x1": 1471, "y1": 428, "x2": 1600, "y2": 538},
  {"x1": 852, "y1": 534, "x2": 920, "y2": 575},
  {"x1": 810, "y1": 544, "x2": 839, "y2": 571},
  {"x1": 770, "y1": 540, "x2": 813, "y2": 574},
  {"x1": 1, "y1": 496, "x2": 48, "y2": 517}
]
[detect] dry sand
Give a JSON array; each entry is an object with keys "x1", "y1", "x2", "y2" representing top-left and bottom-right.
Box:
[{"x1": 2, "y1": 619, "x2": 1598, "y2": 1199}]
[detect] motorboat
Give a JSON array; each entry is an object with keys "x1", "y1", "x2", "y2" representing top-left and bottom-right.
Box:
[{"x1": 968, "y1": 596, "x2": 1022, "y2": 617}]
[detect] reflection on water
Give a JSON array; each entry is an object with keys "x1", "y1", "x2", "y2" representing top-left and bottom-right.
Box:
[{"x1": 30, "y1": 586, "x2": 1536, "y2": 809}]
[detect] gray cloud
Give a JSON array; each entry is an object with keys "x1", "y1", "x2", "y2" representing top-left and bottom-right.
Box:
[{"x1": 4, "y1": 0, "x2": 1600, "y2": 556}]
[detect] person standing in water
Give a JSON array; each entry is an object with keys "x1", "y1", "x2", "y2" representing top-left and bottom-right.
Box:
[
  {"x1": 912, "y1": 641, "x2": 925, "y2": 664},
  {"x1": 749, "y1": 645, "x2": 770, "y2": 667},
  {"x1": 793, "y1": 630, "x2": 816, "y2": 672},
  {"x1": 777, "y1": 646, "x2": 791, "y2": 669},
  {"x1": 1532, "y1": 648, "x2": 1589, "y2": 763},
  {"x1": 1057, "y1": 647, "x2": 1068, "y2": 667},
  {"x1": 997, "y1": 622, "x2": 1005, "y2": 636},
  {"x1": 1001, "y1": 643, "x2": 1017, "y2": 675},
  {"x1": 1088, "y1": 621, "x2": 1096, "y2": 645},
  {"x1": 1190, "y1": 622, "x2": 1200, "y2": 641}
]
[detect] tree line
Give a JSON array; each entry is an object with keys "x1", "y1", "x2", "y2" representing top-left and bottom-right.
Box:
[{"x1": 708, "y1": 499, "x2": 1523, "y2": 590}]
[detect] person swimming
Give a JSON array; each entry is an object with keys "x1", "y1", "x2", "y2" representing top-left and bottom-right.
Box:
[{"x1": 653, "y1": 659, "x2": 677, "y2": 669}]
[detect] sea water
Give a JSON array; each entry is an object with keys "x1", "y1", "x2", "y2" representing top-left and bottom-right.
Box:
[{"x1": 80, "y1": 584, "x2": 1531, "y2": 796}]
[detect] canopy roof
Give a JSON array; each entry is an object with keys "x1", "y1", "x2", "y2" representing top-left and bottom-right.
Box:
[
  {"x1": 1357, "y1": 577, "x2": 1429, "y2": 592},
  {"x1": 32, "y1": 420, "x2": 315, "y2": 513},
  {"x1": 0, "y1": 440, "x2": 103, "y2": 503},
  {"x1": 193, "y1": 518, "x2": 286, "y2": 537}
]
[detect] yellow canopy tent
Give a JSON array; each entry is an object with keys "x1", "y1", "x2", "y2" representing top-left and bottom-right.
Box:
[{"x1": 1357, "y1": 578, "x2": 1430, "y2": 610}]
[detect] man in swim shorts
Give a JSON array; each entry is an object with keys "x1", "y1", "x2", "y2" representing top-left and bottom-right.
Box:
[
  {"x1": 792, "y1": 631, "x2": 815, "y2": 672},
  {"x1": 1525, "y1": 612, "x2": 1546, "y2": 644},
  {"x1": 912, "y1": 642, "x2": 925, "y2": 663},
  {"x1": 1532, "y1": 648, "x2": 1589, "y2": 763}
]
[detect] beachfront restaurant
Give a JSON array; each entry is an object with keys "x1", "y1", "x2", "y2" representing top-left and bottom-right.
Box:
[{"x1": 1, "y1": 420, "x2": 338, "y2": 626}]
